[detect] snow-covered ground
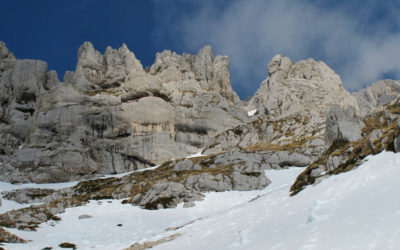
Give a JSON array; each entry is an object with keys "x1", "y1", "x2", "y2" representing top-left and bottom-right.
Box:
[
  {"x1": 157, "y1": 151, "x2": 400, "y2": 250},
  {"x1": 1, "y1": 151, "x2": 400, "y2": 249}
]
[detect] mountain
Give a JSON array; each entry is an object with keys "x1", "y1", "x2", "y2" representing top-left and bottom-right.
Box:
[
  {"x1": 0, "y1": 41, "x2": 399, "y2": 248},
  {"x1": 0, "y1": 41, "x2": 245, "y2": 183}
]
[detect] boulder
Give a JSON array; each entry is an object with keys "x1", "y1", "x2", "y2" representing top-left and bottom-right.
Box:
[
  {"x1": 78, "y1": 214, "x2": 93, "y2": 220},
  {"x1": 325, "y1": 105, "x2": 365, "y2": 149},
  {"x1": 138, "y1": 182, "x2": 203, "y2": 209}
]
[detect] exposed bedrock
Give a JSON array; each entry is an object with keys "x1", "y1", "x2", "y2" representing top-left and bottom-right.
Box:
[{"x1": 0, "y1": 41, "x2": 245, "y2": 183}]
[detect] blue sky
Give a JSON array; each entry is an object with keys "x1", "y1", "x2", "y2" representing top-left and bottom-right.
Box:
[{"x1": 1, "y1": 0, "x2": 400, "y2": 99}]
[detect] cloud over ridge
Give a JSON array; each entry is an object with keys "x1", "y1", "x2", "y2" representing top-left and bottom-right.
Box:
[{"x1": 152, "y1": 0, "x2": 400, "y2": 98}]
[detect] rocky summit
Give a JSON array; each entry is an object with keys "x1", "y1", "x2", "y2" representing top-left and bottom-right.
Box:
[{"x1": 0, "y1": 41, "x2": 400, "y2": 246}]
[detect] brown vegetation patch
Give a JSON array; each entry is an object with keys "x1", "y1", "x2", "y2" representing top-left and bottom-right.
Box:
[
  {"x1": 0, "y1": 226, "x2": 26, "y2": 243},
  {"x1": 85, "y1": 88, "x2": 121, "y2": 97},
  {"x1": 245, "y1": 136, "x2": 319, "y2": 152}
]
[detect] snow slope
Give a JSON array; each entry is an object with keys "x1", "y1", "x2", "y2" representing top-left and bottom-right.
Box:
[
  {"x1": 1, "y1": 151, "x2": 400, "y2": 249},
  {"x1": 156, "y1": 151, "x2": 400, "y2": 250}
]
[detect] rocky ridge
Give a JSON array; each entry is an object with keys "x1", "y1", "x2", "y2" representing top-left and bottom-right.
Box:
[
  {"x1": 202, "y1": 54, "x2": 360, "y2": 165},
  {"x1": 353, "y1": 79, "x2": 400, "y2": 116},
  {"x1": 0, "y1": 41, "x2": 245, "y2": 183}
]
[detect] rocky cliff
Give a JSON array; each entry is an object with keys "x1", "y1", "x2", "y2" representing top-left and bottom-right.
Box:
[
  {"x1": 353, "y1": 79, "x2": 400, "y2": 116},
  {"x1": 203, "y1": 55, "x2": 361, "y2": 165},
  {"x1": 0, "y1": 41, "x2": 246, "y2": 183}
]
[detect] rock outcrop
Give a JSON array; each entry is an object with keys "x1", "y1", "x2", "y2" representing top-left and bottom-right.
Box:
[
  {"x1": 203, "y1": 55, "x2": 360, "y2": 165},
  {"x1": 291, "y1": 97, "x2": 400, "y2": 195},
  {"x1": 353, "y1": 80, "x2": 400, "y2": 116},
  {"x1": 324, "y1": 105, "x2": 365, "y2": 149},
  {"x1": 248, "y1": 55, "x2": 359, "y2": 119},
  {"x1": 0, "y1": 41, "x2": 246, "y2": 183}
]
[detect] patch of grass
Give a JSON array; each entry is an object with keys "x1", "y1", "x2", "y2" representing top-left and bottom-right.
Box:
[
  {"x1": 85, "y1": 88, "x2": 120, "y2": 97},
  {"x1": 388, "y1": 98, "x2": 400, "y2": 114},
  {"x1": 245, "y1": 136, "x2": 320, "y2": 152},
  {"x1": 73, "y1": 177, "x2": 118, "y2": 194}
]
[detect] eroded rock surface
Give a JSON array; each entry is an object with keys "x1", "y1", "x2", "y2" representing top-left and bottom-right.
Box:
[
  {"x1": 291, "y1": 97, "x2": 400, "y2": 195},
  {"x1": 0, "y1": 41, "x2": 245, "y2": 183},
  {"x1": 324, "y1": 105, "x2": 365, "y2": 149},
  {"x1": 203, "y1": 55, "x2": 360, "y2": 164},
  {"x1": 248, "y1": 55, "x2": 359, "y2": 119},
  {"x1": 353, "y1": 80, "x2": 400, "y2": 116}
]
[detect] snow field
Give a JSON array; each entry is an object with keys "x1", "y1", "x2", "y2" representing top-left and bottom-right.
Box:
[{"x1": 1, "y1": 151, "x2": 399, "y2": 249}]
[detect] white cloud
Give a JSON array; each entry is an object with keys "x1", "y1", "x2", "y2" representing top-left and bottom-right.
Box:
[{"x1": 152, "y1": 0, "x2": 400, "y2": 97}]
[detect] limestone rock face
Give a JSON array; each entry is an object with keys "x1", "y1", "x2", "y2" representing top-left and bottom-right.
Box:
[
  {"x1": 204, "y1": 55, "x2": 360, "y2": 163},
  {"x1": 248, "y1": 55, "x2": 359, "y2": 119},
  {"x1": 0, "y1": 41, "x2": 245, "y2": 183},
  {"x1": 149, "y1": 45, "x2": 240, "y2": 104},
  {"x1": 203, "y1": 114, "x2": 324, "y2": 165},
  {"x1": 353, "y1": 80, "x2": 400, "y2": 116},
  {"x1": 291, "y1": 98, "x2": 400, "y2": 195},
  {"x1": 0, "y1": 42, "x2": 16, "y2": 71},
  {"x1": 0, "y1": 59, "x2": 48, "y2": 156},
  {"x1": 324, "y1": 105, "x2": 365, "y2": 149}
]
